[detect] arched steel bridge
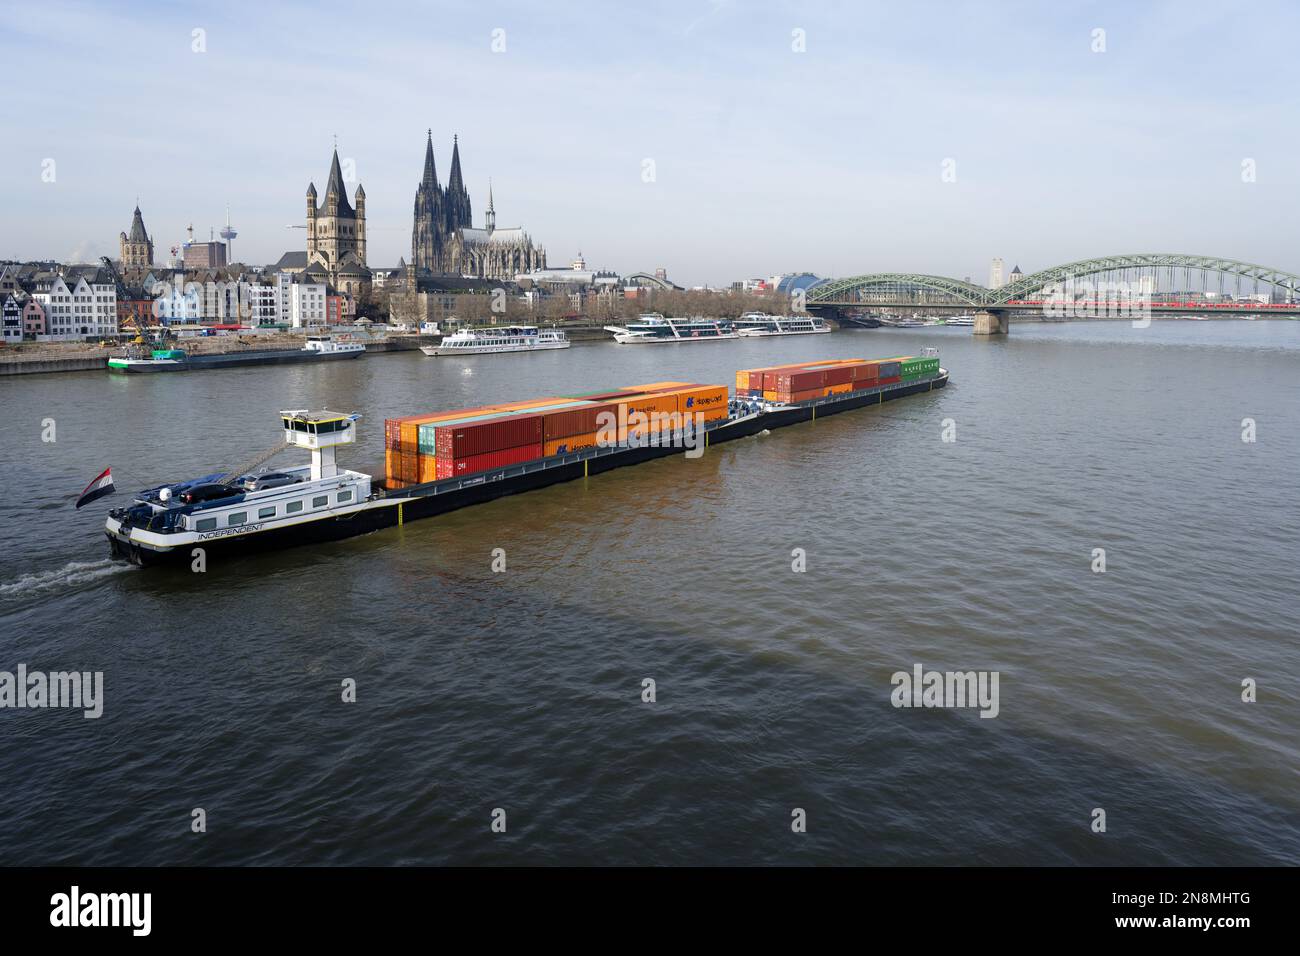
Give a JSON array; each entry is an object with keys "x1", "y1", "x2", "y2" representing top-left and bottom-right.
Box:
[{"x1": 806, "y1": 254, "x2": 1300, "y2": 330}]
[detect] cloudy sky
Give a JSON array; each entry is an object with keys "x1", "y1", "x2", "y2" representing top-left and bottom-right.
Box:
[{"x1": 2, "y1": 0, "x2": 1298, "y2": 287}]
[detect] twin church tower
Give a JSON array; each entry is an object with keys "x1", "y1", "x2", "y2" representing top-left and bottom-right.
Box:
[{"x1": 304, "y1": 131, "x2": 544, "y2": 294}]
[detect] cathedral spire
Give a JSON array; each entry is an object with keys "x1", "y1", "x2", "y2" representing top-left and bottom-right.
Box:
[
  {"x1": 485, "y1": 179, "x2": 495, "y2": 232},
  {"x1": 447, "y1": 134, "x2": 464, "y2": 192},
  {"x1": 422, "y1": 129, "x2": 438, "y2": 189},
  {"x1": 444, "y1": 134, "x2": 472, "y2": 233}
]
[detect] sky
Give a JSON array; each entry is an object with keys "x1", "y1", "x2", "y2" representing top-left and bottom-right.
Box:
[{"x1": 2, "y1": 0, "x2": 1299, "y2": 288}]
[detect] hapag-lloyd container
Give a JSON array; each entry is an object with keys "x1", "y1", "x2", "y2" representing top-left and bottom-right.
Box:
[
  {"x1": 435, "y1": 442, "x2": 542, "y2": 480},
  {"x1": 544, "y1": 431, "x2": 600, "y2": 456},
  {"x1": 671, "y1": 384, "x2": 728, "y2": 416},
  {"x1": 435, "y1": 412, "x2": 544, "y2": 459}
]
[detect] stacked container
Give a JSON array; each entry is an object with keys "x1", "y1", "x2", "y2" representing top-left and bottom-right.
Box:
[{"x1": 383, "y1": 382, "x2": 734, "y2": 487}]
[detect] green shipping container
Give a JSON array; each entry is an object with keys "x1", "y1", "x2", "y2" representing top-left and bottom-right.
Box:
[{"x1": 900, "y1": 357, "x2": 940, "y2": 379}]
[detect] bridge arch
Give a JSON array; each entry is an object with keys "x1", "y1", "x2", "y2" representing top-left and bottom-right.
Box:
[
  {"x1": 807, "y1": 273, "x2": 989, "y2": 307},
  {"x1": 994, "y1": 253, "x2": 1300, "y2": 304},
  {"x1": 807, "y1": 254, "x2": 1300, "y2": 312},
  {"x1": 622, "y1": 271, "x2": 679, "y2": 291}
]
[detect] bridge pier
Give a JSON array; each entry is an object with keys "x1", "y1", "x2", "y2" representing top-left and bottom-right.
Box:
[{"x1": 973, "y1": 310, "x2": 1008, "y2": 335}]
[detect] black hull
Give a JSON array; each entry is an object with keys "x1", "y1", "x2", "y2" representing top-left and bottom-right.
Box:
[
  {"x1": 110, "y1": 350, "x2": 363, "y2": 373},
  {"x1": 836, "y1": 316, "x2": 883, "y2": 329},
  {"x1": 109, "y1": 374, "x2": 947, "y2": 567}
]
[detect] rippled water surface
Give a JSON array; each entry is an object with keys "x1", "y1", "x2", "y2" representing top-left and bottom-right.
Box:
[{"x1": 1, "y1": 321, "x2": 1297, "y2": 865}]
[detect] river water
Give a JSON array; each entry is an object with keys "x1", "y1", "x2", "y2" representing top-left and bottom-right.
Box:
[{"x1": 1, "y1": 320, "x2": 1296, "y2": 865}]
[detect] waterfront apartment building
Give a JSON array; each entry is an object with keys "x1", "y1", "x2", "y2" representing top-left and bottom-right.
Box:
[
  {"x1": 32, "y1": 270, "x2": 118, "y2": 340},
  {"x1": 246, "y1": 283, "x2": 277, "y2": 327},
  {"x1": 288, "y1": 275, "x2": 327, "y2": 327},
  {"x1": 23, "y1": 298, "x2": 46, "y2": 337},
  {"x1": 2, "y1": 293, "x2": 21, "y2": 342}
]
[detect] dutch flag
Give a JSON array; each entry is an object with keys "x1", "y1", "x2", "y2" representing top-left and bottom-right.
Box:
[{"x1": 75, "y1": 468, "x2": 116, "y2": 510}]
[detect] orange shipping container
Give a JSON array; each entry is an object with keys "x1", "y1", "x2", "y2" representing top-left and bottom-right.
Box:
[
  {"x1": 544, "y1": 431, "x2": 601, "y2": 456},
  {"x1": 418, "y1": 453, "x2": 438, "y2": 484},
  {"x1": 666, "y1": 384, "x2": 729, "y2": 416},
  {"x1": 824, "y1": 383, "x2": 853, "y2": 396}
]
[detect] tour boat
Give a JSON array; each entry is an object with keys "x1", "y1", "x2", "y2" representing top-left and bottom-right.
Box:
[
  {"x1": 731, "y1": 312, "x2": 830, "y2": 336},
  {"x1": 420, "y1": 326, "x2": 569, "y2": 356},
  {"x1": 603, "y1": 314, "x2": 738, "y2": 344}
]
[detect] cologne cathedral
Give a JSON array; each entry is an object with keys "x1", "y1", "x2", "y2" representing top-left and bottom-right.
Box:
[{"x1": 409, "y1": 132, "x2": 545, "y2": 282}]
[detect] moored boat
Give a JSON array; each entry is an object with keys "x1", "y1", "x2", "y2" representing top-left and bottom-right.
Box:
[
  {"x1": 604, "y1": 314, "x2": 738, "y2": 344},
  {"x1": 107, "y1": 335, "x2": 364, "y2": 373},
  {"x1": 420, "y1": 325, "x2": 569, "y2": 356},
  {"x1": 732, "y1": 312, "x2": 830, "y2": 336}
]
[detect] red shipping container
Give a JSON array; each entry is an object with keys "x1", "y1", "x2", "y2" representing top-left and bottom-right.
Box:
[
  {"x1": 435, "y1": 442, "x2": 542, "y2": 479},
  {"x1": 877, "y1": 376, "x2": 901, "y2": 385},
  {"x1": 434, "y1": 413, "x2": 543, "y2": 459},
  {"x1": 543, "y1": 402, "x2": 618, "y2": 441},
  {"x1": 821, "y1": 365, "x2": 854, "y2": 387},
  {"x1": 775, "y1": 369, "x2": 825, "y2": 392}
]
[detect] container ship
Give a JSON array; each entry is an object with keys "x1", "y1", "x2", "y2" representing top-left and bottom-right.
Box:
[
  {"x1": 103, "y1": 350, "x2": 946, "y2": 567},
  {"x1": 107, "y1": 336, "x2": 364, "y2": 373}
]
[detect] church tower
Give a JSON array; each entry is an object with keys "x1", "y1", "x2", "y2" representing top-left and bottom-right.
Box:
[
  {"x1": 119, "y1": 205, "x2": 153, "y2": 268},
  {"x1": 485, "y1": 180, "x2": 496, "y2": 233},
  {"x1": 444, "y1": 135, "x2": 473, "y2": 235},
  {"x1": 411, "y1": 130, "x2": 445, "y2": 273},
  {"x1": 306, "y1": 146, "x2": 369, "y2": 294}
]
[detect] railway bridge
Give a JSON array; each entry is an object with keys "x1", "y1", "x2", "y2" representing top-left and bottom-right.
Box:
[{"x1": 805, "y1": 254, "x2": 1300, "y2": 333}]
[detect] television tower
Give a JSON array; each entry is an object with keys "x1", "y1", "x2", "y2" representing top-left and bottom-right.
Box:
[{"x1": 220, "y1": 205, "x2": 238, "y2": 263}]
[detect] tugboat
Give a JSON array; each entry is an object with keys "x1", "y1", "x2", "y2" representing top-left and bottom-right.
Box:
[
  {"x1": 105, "y1": 410, "x2": 375, "y2": 565},
  {"x1": 107, "y1": 335, "x2": 364, "y2": 373}
]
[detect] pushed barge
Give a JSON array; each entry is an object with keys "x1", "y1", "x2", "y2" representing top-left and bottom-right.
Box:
[{"x1": 105, "y1": 358, "x2": 948, "y2": 568}]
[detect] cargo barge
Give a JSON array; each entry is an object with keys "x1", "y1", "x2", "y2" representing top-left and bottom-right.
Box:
[
  {"x1": 103, "y1": 352, "x2": 947, "y2": 567},
  {"x1": 107, "y1": 336, "x2": 364, "y2": 373}
]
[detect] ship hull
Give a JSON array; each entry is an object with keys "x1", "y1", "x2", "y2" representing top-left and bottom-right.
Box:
[
  {"x1": 108, "y1": 349, "x2": 363, "y2": 373},
  {"x1": 107, "y1": 373, "x2": 947, "y2": 567}
]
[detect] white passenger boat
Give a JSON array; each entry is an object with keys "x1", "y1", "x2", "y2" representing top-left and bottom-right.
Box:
[
  {"x1": 603, "y1": 314, "x2": 738, "y2": 344},
  {"x1": 420, "y1": 326, "x2": 570, "y2": 356},
  {"x1": 731, "y1": 312, "x2": 830, "y2": 336}
]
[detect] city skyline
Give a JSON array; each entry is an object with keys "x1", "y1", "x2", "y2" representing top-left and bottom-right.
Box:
[{"x1": 3, "y1": 0, "x2": 1300, "y2": 286}]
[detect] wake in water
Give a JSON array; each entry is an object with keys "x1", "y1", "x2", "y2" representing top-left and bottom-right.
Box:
[{"x1": 0, "y1": 559, "x2": 133, "y2": 600}]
